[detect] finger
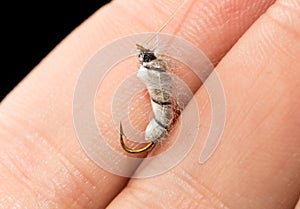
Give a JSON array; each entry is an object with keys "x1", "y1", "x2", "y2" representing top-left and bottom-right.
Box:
[
  {"x1": 295, "y1": 198, "x2": 300, "y2": 209},
  {"x1": 0, "y1": 0, "x2": 275, "y2": 208},
  {"x1": 107, "y1": 0, "x2": 300, "y2": 208}
]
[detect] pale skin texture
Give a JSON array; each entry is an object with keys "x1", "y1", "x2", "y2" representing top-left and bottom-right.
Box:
[{"x1": 0, "y1": 0, "x2": 300, "y2": 208}]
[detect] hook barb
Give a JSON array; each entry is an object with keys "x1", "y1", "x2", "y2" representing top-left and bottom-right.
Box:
[{"x1": 120, "y1": 122, "x2": 155, "y2": 154}]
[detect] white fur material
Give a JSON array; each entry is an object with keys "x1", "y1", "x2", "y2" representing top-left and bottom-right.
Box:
[{"x1": 137, "y1": 65, "x2": 176, "y2": 142}]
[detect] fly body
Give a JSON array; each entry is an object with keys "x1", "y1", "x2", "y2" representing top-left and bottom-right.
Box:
[
  {"x1": 136, "y1": 44, "x2": 177, "y2": 142},
  {"x1": 119, "y1": 44, "x2": 179, "y2": 154},
  {"x1": 119, "y1": 0, "x2": 189, "y2": 154}
]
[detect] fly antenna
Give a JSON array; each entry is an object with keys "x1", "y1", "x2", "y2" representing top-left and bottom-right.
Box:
[{"x1": 142, "y1": 0, "x2": 189, "y2": 46}]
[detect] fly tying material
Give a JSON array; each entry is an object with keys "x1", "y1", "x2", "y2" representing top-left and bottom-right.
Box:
[
  {"x1": 120, "y1": 0, "x2": 189, "y2": 153},
  {"x1": 120, "y1": 45, "x2": 179, "y2": 153}
]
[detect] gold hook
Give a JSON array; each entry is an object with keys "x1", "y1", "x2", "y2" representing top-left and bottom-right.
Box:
[{"x1": 120, "y1": 122, "x2": 155, "y2": 154}]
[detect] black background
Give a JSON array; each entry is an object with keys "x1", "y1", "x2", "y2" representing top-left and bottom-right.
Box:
[{"x1": 2, "y1": 0, "x2": 111, "y2": 101}]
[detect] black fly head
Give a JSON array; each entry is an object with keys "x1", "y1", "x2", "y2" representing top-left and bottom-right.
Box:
[{"x1": 136, "y1": 44, "x2": 157, "y2": 64}]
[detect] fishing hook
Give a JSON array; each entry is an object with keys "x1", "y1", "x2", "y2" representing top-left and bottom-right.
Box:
[{"x1": 120, "y1": 122, "x2": 155, "y2": 154}]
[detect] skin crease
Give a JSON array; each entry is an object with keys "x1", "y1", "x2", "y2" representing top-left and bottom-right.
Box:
[{"x1": 0, "y1": 0, "x2": 299, "y2": 209}]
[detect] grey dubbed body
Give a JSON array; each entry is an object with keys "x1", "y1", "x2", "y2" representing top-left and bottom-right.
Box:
[{"x1": 137, "y1": 46, "x2": 177, "y2": 142}]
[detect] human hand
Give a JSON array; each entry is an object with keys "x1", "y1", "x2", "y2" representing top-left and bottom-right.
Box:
[{"x1": 0, "y1": 0, "x2": 299, "y2": 208}]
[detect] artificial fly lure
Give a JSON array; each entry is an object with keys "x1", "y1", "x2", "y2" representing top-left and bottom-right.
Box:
[
  {"x1": 120, "y1": 44, "x2": 179, "y2": 153},
  {"x1": 120, "y1": 0, "x2": 189, "y2": 154}
]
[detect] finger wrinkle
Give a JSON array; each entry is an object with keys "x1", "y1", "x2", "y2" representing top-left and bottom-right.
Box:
[
  {"x1": 54, "y1": 154, "x2": 97, "y2": 209},
  {"x1": 0, "y1": 155, "x2": 40, "y2": 208},
  {"x1": 170, "y1": 168, "x2": 230, "y2": 209},
  {"x1": 277, "y1": 0, "x2": 300, "y2": 11},
  {"x1": 0, "y1": 135, "x2": 54, "y2": 208},
  {"x1": 113, "y1": 184, "x2": 158, "y2": 209},
  {"x1": 115, "y1": 168, "x2": 230, "y2": 209},
  {"x1": 181, "y1": 0, "x2": 275, "y2": 64},
  {"x1": 0, "y1": 112, "x2": 100, "y2": 208},
  {"x1": 1, "y1": 102, "x2": 103, "y2": 191},
  {"x1": 266, "y1": 0, "x2": 300, "y2": 37},
  {"x1": 248, "y1": 2, "x2": 300, "y2": 77}
]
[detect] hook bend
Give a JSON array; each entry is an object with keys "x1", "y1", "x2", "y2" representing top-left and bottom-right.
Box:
[{"x1": 120, "y1": 122, "x2": 155, "y2": 154}]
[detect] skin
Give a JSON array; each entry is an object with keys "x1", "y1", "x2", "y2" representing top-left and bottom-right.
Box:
[{"x1": 0, "y1": 0, "x2": 299, "y2": 208}]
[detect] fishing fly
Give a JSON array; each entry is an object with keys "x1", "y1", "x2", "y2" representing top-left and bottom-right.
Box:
[{"x1": 120, "y1": 0, "x2": 189, "y2": 154}]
